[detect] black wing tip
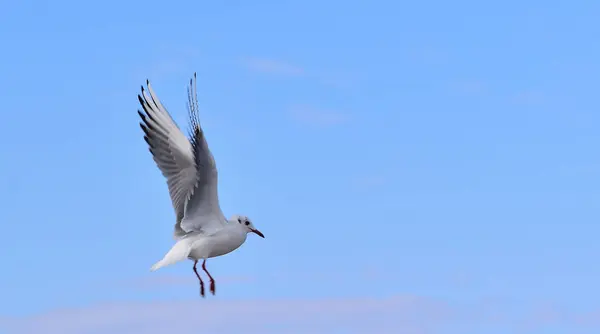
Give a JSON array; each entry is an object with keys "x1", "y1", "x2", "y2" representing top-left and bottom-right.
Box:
[
  {"x1": 139, "y1": 122, "x2": 150, "y2": 134},
  {"x1": 137, "y1": 94, "x2": 146, "y2": 106},
  {"x1": 191, "y1": 124, "x2": 203, "y2": 139},
  {"x1": 143, "y1": 135, "x2": 154, "y2": 148},
  {"x1": 145, "y1": 120, "x2": 158, "y2": 132}
]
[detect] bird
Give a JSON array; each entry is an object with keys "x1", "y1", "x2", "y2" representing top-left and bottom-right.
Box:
[{"x1": 136, "y1": 73, "x2": 265, "y2": 297}]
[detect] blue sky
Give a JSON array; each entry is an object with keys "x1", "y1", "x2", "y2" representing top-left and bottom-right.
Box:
[{"x1": 1, "y1": 0, "x2": 600, "y2": 333}]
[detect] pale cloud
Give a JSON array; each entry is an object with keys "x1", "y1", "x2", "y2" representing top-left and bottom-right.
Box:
[
  {"x1": 3, "y1": 296, "x2": 450, "y2": 334},
  {"x1": 241, "y1": 57, "x2": 305, "y2": 76},
  {"x1": 288, "y1": 105, "x2": 348, "y2": 126},
  {"x1": 3, "y1": 295, "x2": 600, "y2": 333},
  {"x1": 522, "y1": 301, "x2": 570, "y2": 330},
  {"x1": 240, "y1": 57, "x2": 358, "y2": 89},
  {"x1": 447, "y1": 78, "x2": 547, "y2": 106}
]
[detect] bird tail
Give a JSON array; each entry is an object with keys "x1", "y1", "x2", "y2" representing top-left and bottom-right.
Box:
[{"x1": 150, "y1": 238, "x2": 193, "y2": 271}]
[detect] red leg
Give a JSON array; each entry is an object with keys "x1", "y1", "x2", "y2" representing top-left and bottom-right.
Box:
[
  {"x1": 193, "y1": 260, "x2": 205, "y2": 297},
  {"x1": 202, "y1": 259, "x2": 216, "y2": 295}
]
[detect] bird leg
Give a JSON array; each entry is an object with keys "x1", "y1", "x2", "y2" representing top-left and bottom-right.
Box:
[
  {"x1": 193, "y1": 260, "x2": 205, "y2": 297},
  {"x1": 202, "y1": 259, "x2": 216, "y2": 295}
]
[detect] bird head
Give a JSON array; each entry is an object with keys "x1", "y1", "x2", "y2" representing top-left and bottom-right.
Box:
[{"x1": 232, "y1": 215, "x2": 264, "y2": 238}]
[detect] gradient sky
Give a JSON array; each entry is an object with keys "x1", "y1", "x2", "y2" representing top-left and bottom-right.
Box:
[{"x1": 1, "y1": 0, "x2": 600, "y2": 333}]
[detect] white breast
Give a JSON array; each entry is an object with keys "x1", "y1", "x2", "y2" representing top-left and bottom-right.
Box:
[{"x1": 188, "y1": 227, "x2": 247, "y2": 260}]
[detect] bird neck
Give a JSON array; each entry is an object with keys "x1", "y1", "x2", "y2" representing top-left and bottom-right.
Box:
[{"x1": 227, "y1": 220, "x2": 249, "y2": 234}]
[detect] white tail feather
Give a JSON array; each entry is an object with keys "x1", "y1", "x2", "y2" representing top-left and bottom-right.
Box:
[{"x1": 150, "y1": 238, "x2": 193, "y2": 271}]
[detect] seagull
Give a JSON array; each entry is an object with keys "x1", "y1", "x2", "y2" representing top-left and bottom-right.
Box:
[{"x1": 137, "y1": 73, "x2": 265, "y2": 297}]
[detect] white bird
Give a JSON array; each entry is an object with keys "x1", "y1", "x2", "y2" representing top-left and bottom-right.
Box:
[{"x1": 137, "y1": 73, "x2": 265, "y2": 297}]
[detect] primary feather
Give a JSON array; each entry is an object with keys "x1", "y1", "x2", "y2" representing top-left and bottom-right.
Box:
[{"x1": 137, "y1": 73, "x2": 226, "y2": 239}]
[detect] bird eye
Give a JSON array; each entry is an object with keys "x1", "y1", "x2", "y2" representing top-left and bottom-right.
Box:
[{"x1": 245, "y1": 221, "x2": 250, "y2": 226}]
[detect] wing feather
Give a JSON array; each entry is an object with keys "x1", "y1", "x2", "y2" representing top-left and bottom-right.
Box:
[
  {"x1": 180, "y1": 74, "x2": 226, "y2": 235},
  {"x1": 137, "y1": 74, "x2": 225, "y2": 238}
]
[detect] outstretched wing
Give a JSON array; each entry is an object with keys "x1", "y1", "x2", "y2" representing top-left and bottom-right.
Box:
[
  {"x1": 179, "y1": 73, "x2": 227, "y2": 235},
  {"x1": 137, "y1": 73, "x2": 225, "y2": 238}
]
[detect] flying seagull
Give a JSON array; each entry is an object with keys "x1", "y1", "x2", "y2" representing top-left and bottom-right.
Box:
[{"x1": 137, "y1": 73, "x2": 265, "y2": 297}]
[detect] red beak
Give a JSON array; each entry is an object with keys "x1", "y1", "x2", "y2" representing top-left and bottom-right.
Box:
[{"x1": 251, "y1": 229, "x2": 265, "y2": 238}]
